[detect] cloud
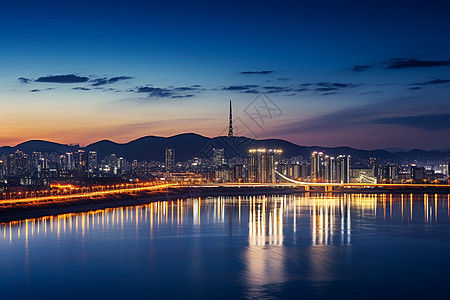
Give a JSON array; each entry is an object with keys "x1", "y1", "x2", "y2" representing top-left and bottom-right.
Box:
[
  {"x1": 91, "y1": 76, "x2": 132, "y2": 86},
  {"x1": 222, "y1": 84, "x2": 297, "y2": 94},
  {"x1": 411, "y1": 79, "x2": 450, "y2": 85},
  {"x1": 263, "y1": 86, "x2": 293, "y2": 93},
  {"x1": 134, "y1": 85, "x2": 198, "y2": 98},
  {"x1": 17, "y1": 74, "x2": 200, "y2": 99},
  {"x1": 317, "y1": 82, "x2": 360, "y2": 88},
  {"x1": 278, "y1": 78, "x2": 290, "y2": 81},
  {"x1": 331, "y1": 83, "x2": 353, "y2": 88},
  {"x1": 315, "y1": 87, "x2": 338, "y2": 92},
  {"x1": 223, "y1": 85, "x2": 258, "y2": 91},
  {"x1": 312, "y1": 82, "x2": 361, "y2": 94},
  {"x1": 18, "y1": 77, "x2": 31, "y2": 83},
  {"x1": 30, "y1": 88, "x2": 54, "y2": 92},
  {"x1": 242, "y1": 89, "x2": 259, "y2": 94},
  {"x1": 239, "y1": 71, "x2": 274, "y2": 75},
  {"x1": 136, "y1": 87, "x2": 157, "y2": 93},
  {"x1": 373, "y1": 114, "x2": 450, "y2": 131},
  {"x1": 387, "y1": 58, "x2": 450, "y2": 69},
  {"x1": 173, "y1": 86, "x2": 202, "y2": 91},
  {"x1": 35, "y1": 74, "x2": 89, "y2": 83},
  {"x1": 171, "y1": 94, "x2": 194, "y2": 98},
  {"x1": 408, "y1": 87, "x2": 423, "y2": 90},
  {"x1": 29, "y1": 88, "x2": 54, "y2": 92},
  {"x1": 136, "y1": 86, "x2": 173, "y2": 97},
  {"x1": 353, "y1": 65, "x2": 371, "y2": 72},
  {"x1": 18, "y1": 74, "x2": 132, "y2": 91}
]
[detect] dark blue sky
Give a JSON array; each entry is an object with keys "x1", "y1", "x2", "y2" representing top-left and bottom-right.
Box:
[{"x1": 1, "y1": 0, "x2": 449, "y2": 150}]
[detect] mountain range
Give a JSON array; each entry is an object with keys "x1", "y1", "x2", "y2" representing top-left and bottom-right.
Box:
[{"x1": 1, "y1": 133, "x2": 449, "y2": 164}]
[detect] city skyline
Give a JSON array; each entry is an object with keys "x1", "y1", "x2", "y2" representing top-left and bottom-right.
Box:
[{"x1": 1, "y1": 0, "x2": 450, "y2": 150}]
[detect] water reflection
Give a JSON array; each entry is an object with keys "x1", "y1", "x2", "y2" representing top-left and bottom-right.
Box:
[
  {"x1": 248, "y1": 196, "x2": 285, "y2": 246},
  {"x1": 245, "y1": 196, "x2": 286, "y2": 297},
  {"x1": 2, "y1": 193, "x2": 450, "y2": 245}
]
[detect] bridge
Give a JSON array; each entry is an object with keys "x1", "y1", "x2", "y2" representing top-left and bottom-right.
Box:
[
  {"x1": 193, "y1": 171, "x2": 450, "y2": 192},
  {"x1": 274, "y1": 171, "x2": 450, "y2": 190}
]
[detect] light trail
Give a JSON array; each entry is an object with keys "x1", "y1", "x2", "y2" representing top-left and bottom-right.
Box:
[{"x1": 0, "y1": 183, "x2": 178, "y2": 207}]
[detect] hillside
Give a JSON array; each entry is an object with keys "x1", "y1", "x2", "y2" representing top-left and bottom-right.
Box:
[{"x1": 1, "y1": 133, "x2": 449, "y2": 163}]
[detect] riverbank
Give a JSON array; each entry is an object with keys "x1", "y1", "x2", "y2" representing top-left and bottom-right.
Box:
[{"x1": 0, "y1": 189, "x2": 186, "y2": 223}]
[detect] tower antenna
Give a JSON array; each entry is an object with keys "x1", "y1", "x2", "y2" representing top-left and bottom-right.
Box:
[{"x1": 228, "y1": 100, "x2": 233, "y2": 137}]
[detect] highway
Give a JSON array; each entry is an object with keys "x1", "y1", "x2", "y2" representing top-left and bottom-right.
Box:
[{"x1": 0, "y1": 183, "x2": 177, "y2": 207}]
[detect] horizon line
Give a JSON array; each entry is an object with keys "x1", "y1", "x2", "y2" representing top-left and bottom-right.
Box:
[{"x1": 1, "y1": 133, "x2": 449, "y2": 153}]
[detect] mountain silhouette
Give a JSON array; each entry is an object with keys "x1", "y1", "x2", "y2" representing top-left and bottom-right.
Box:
[{"x1": 1, "y1": 133, "x2": 449, "y2": 163}]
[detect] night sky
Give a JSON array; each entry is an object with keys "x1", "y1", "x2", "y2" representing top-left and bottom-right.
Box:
[{"x1": 1, "y1": 0, "x2": 449, "y2": 150}]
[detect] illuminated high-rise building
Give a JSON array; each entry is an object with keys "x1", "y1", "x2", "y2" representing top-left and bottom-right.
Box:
[
  {"x1": 31, "y1": 152, "x2": 42, "y2": 171},
  {"x1": 74, "y1": 150, "x2": 87, "y2": 176},
  {"x1": 370, "y1": 157, "x2": 381, "y2": 181},
  {"x1": 288, "y1": 164, "x2": 301, "y2": 179},
  {"x1": 131, "y1": 160, "x2": 138, "y2": 172},
  {"x1": 299, "y1": 164, "x2": 309, "y2": 179},
  {"x1": 212, "y1": 148, "x2": 225, "y2": 168},
  {"x1": 247, "y1": 149, "x2": 282, "y2": 183},
  {"x1": 0, "y1": 159, "x2": 6, "y2": 179},
  {"x1": 336, "y1": 155, "x2": 351, "y2": 183},
  {"x1": 324, "y1": 155, "x2": 336, "y2": 182},
  {"x1": 385, "y1": 163, "x2": 398, "y2": 181},
  {"x1": 312, "y1": 152, "x2": 348, "y2": 183},
  {"x1": 30, "y1": 152, "x2": 46, "y2": 177},
  {"x1": 232, "y1": 164, "x2": 244, "y2": 182},
  {"x1": 247, "y1": 150, "x2": 258, "y2": 183},
  {"x1": 59, "y1": 155, "x2": 67, "y2": 171},
  {"x1": 107, "y1": 154, "x2": 118, "y2": 174},
  {"x1": 118, "y1": 157, "x2": 127, "y2": 174},
  {"x1": 410, "y1": 164, "x2": 425, "y2": 182},
  {"x1": 66, "y1": 152, "x2": 74, "y2": 170},
  {"x1": 165, "y1": 148, "x2": 175, "y2": 172},
  {"x1": 7, "y1": 150, "x2": 28, "y2": 177},
  {"x1": 311, "y1": 151, "x2": 324, "y2": 182},
  {"x1": 88, "y1": 151, "x2": 98, "y2": 174}
]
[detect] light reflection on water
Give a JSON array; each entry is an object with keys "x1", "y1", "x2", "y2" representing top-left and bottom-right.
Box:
[{"x1": 1, "y1": 193, "x2": 450, "y2": 298}]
